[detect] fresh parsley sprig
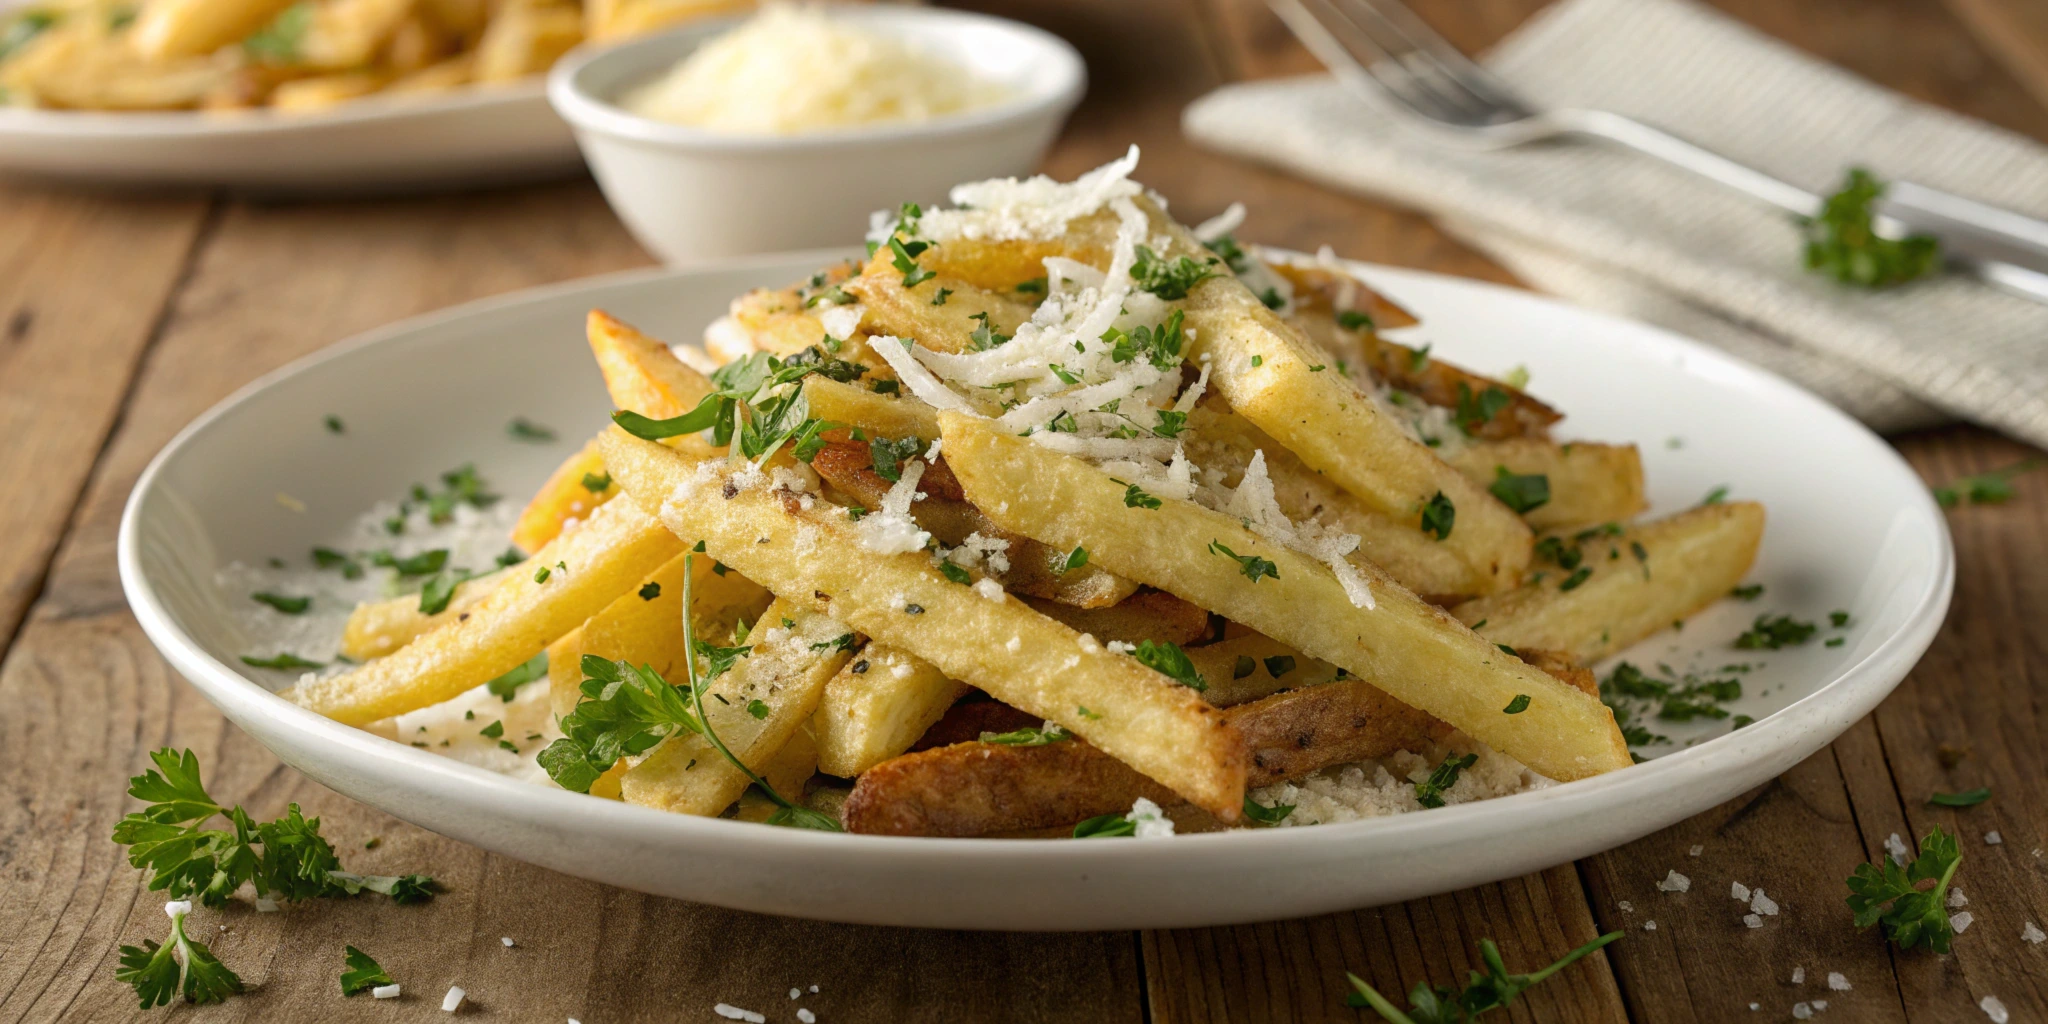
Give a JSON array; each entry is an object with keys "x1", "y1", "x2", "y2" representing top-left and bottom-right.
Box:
[
  {"x1": 1344, "y1": 932, "x2": 1622, "y2": 1023},
  {"x1": 611, "y1": 347, "x2": 843, "y2": 465},
  {"x1": 339, "y1": 945, "x2": 393, "y2": 996},
  {"x1": 1801, "y1": 168, "x2": 1940, "y2": 288},
  {"x1": 1846, "y1": 826, "x2": 1962, "y2": 953},
  {"x1": 111, "y1": 748, "x2": 437, "y2": 909},
  {"x1": 116, "y1": 902, "x2": 244, "y2": 1009}
]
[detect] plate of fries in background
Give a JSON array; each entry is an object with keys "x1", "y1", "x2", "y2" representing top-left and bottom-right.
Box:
[
  {"x1": 0, "y1": 0, "x2": 747, "y2": 187},
  {"x1": 120, "y1": 152, "x2": 1952, "y2": 929}
]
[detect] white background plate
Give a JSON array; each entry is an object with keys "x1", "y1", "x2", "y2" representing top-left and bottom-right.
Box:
[
  {"x1": 0, "y1": 81, "x2": 579, "y2": 190},
  {"x1": 118, "y1": 251, "x2": 1952, "y2": 930}
]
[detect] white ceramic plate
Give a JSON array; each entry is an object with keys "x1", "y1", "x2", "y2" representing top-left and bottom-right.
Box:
[
  {"x1": 0, "y1": 81, "x2": 579, "y2": 191},
  {"x1": 119, "y1": 252, "x2": 1952, "y2": 930}
]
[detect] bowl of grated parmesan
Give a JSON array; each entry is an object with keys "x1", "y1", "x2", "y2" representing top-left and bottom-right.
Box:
[{"x1": 549, "y1": 3, "x2": 1085, "y2": 264}]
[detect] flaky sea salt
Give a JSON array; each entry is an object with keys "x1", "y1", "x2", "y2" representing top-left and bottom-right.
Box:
[
  {"x1": 798, "y1": 1011, "x2": 817, "y2": 1024},
  {"x1": 1618, "y1": 900, "x2": 1634, "y2": 912},
  {"x1": 1952, "y1": 911, "x2": 1975, "y2": 934},
  {"x1": 2022, "y1": 921, "x2": 2045, "y2": 944},
  {"x1": 1792, "y1": 967, "x2": 1806, "y2": 984},
  {"x1": 1985, "y1": 831, "x2": 2003, "y2": 845},
  {"x1": 1793, "y1": 1002, "x2": 1813, "y2": 1019},
  {"x1": 1885, "y1": 833, "x2": 1910, "y2": 865},
  {"x1": 1949, "y1": 887, "x2": 1969, "y2": 909},
  {"x1": 1981, "y1": 995, "x2": 2009, "y2": 1023},
  {"x1": 1731, "y1": 882, "x2": 1750, "y2": 902},
  {"x1": 1689, "y1": 844, "x2": 1703, "y2": 857},
  {"x1": 1827, "y1": 972, "x2": 1851, "y2": 991},
  {"x1": 1656, "y1": 870, "x2": 1691, "y2": 893},
  {"x1": 714, "y1": 1005, "x2": 766, "y2": 1023},
  {"x1": 373, "y1": 984, "x2": 401, "y2": 999},
  {"x1": 501, "y1": 937, "x2": 515, "y2": 948},
  {"x1": 1750, "y1": 889, "x2": 1779, "y2": 916},
  {"x1": 1643, "y1": 920, "x2": 1657, "y2": 931},
  {"x1": 1743, "y1": 914, "x2": 1763, "y2": 929},
  {"x1": 442, "y1": 987, "x2": 465, "y2": 1012}
]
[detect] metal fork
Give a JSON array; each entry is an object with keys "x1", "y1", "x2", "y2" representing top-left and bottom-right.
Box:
[{"x1": 1270, "y1": 0, "x2": 2048, "y2": 303}]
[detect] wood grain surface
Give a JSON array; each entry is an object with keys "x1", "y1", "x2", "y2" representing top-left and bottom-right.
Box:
[{"x1": 2, "y1": 1, "x2": 2045, "y2": 1021}]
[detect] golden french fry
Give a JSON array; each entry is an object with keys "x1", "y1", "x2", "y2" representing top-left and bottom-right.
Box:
[
  {"x1": 940, "y1": 410, "x2": 1631, "y2": 782},
  {"x1": 130, "y1": 0, "x2": 302, "y2": 59},
  {"x1": 584, "y1": 0, "x2": 754, "y2": 42},
  {"x1": 733, "y1": 726, "x2": 822, "y2": 823},
  {"x1": 290, "y1": 496, "x2": 687, "y2": 725},
  {"x1": 714, "y1": 261, "x2": 865, "y2": 357},
  {"x1": 1448, "y1": 439, "x2": 1647, "y2": 533},
  {"x1": 1023, "y1": 590, "x2": 1209, "y2": 647},
  {"x1": 1184, "y1": 406, "x2": 1500, "y2": 600},
  {"x1": 1453, "y1": 502, "x2": 1766, "y2": 664},
  {"x1": 802, "y1": 376, "x2": 941, "y2": 440},
  {"x1": 1183, "y1": 633, "x2": 1344, "y2": 708},
  {"x1": 512, "y1": 312, "x2": 718, "y2": 553},
  {"x1": 620, "y1": 598, "x2": 854, "y2": 814},
  {"x1": 842, "y1": 677, "x2": 1445, "y2": 837},
  {"x1": 600, "y1": 427, "x2": 1248, "y2": 819},
  {"x1": 471, "y1": 2, "x2": 582, "y2": 82},
  {"x1": 296, "y1": 0, "x2": 418, "y2": 70},
  {"x1": 546, "y1": 551, "x2": 770, "y2": 719},
  {"x1": 1137, "y1": 200, "x2": 1534, "y2": 591},
  {"x1": 813, "y1": 644, "x2": 968, "y2": 778},
  {"x1": 511, "y1": 437, "x2": 613, "y2": 554},
  {"x1": 849, "y1": 257, "x2": 1037, "y2": 355},
  {"x1": 341, "y1": 566, "x2": 509, "y2": 661}
]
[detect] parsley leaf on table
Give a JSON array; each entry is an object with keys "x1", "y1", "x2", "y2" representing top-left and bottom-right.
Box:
[
  {"x1": 339, "y1": 945, "x2": 393, "y2": 996},
  {"x1": 1846, "y1": 826, "x2": 1962, "y2": 953},
  {"x1": 1344, "y1": 932, "x2": 1622, "y2": 1023},
  {"x1": 111, "y1": 748, "x2": 437, "y2": 908},
  {"x1": 1932, "y1": 460, "x2": 2043, "y2": 508},
  {"x1": 116, "y1": 902, "x2": 244, "y2": 1008}
]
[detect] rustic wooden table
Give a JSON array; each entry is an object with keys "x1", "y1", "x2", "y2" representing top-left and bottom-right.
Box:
[{"x1": 5, "y1": 1, "x2": 2046, "y2": 1021}]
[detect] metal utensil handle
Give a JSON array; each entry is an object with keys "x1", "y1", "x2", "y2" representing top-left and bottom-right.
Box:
[{"x1": 1553, "y1": 108, "x2": 1821, "y2": 216}]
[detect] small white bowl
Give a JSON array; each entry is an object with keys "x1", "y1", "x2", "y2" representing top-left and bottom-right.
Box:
[{"x1": 548, "y1": 7, "x2": 1086, "y2": 264}]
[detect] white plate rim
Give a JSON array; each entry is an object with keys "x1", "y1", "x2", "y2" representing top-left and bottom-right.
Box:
[
  {"x1": 116, "y1": 254, "x2": 1955, "y2": 907},
  {"x1": 0, "y1": 78, "x2": 547, "y2": 139}
]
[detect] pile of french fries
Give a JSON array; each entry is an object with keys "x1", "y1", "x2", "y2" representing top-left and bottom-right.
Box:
[
  {"x1": 292, "y1": 152, "x2": 1764, "y2": 836},
  {"x1": 0, "y1": 0, "x2": 749, "y2": 111}
]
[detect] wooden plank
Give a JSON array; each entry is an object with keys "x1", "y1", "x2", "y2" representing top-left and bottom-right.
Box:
[
  {"x1": 0, "y1": 176, "x2": 1149, "y2": 1023},
  {"x1": 0, "y1": 185, "x2": 210, "y2": 657},
  {"x1": 1862, "y1": 427, "x2": 2048, "y2": 1022},
  {"x1": 1942, "y1": 0, "x2": 2048, "y2": 114}
]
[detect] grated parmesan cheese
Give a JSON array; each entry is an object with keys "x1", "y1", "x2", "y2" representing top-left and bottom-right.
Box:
[
  {"x1": 1982, "y1": 995, "x2": 2009, "y2": 1023},
  {"x1": 1656, "y1": 870, "x2": 1691, "y2": 893},
  {"x1": 713, "y1": 1005, "x2": 767, "y2": 1023},
  {"x1": 853, "y1": 459, "x2": 930, "y2": 554},
  {"x1": 2024, "y1": 921, "x2": 2045, "y2": 944},
  {"x1": 1129, "y1": 797, "x2": 1175, "y2": 838},
  {"x1": 442, "y1": 986, "x2": 466, "y2": 1012},
  {"x1": 622, "y1": 5, "x2": 1011, "y2": 134},
  {"x1": 373, "y1": 984, "x2": 401, "y2": 999}
]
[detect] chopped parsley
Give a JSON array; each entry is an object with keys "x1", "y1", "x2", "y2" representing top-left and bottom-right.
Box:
[
  {"x1": 1928, "y1": 787, "x2": 1990, "y2": 808},
  {"x1": 1733, "y1": 613, "x2": 1816, "y2": 650},
  {"x1": 872, "y1": 379, "x2": 900, "y2": 395},
  {"x1": 746, "y1": 699, "x2": 771, "y2": 720},
  {"x1": 533, "y1": 564, "x2": 552, "y2": 584},
  {"x1": 373, "y1": 548, "x2": 447, "y2": 576},
  {"x1": 312, "y1": 546, "x2": 363, "y2": 579},
  {"x1": 323, "y1": 414, "x2": 344, "y2": 434},
  {"x1": 1209, "y1": 540, "x2": 1279, "y2": 582},
  {"x1": 1123, "y1": 483, "x2": 1162, "y2": 509},
  {"x1": 250, "y1": 592, "x2": 310, "y2": 615},
  {"x1": 887, "y1": 236, "x2": 935, "y2": 288},
  {"x1": 1933, "y1": 460, "x2": 2042, "y2": 507},
  {"x1": 581, "y1": 471, "x2": 612, "y2": 492},
  {"x1": 479, "y1": 720, "x2": 504, "y2": 739},
  {"x1": 506, "y1": 417, "x2": 556, "y2": 442},
  {"x1": 1847, "y1": 826, "x2": 1961, "y2": 952},
  {"x1": 1336, "y1": 310, "x2": 1374, "y2": 331},
  {"x1": 1414, "y1": 752, "x2": 1478, "y2": 808},
  {"x1": 1558, "y1": 566, "x2": 1592, "y2": 591},
  {"x1": 639, "y1": 582, "x2": 662, "y2": 600},
  {"x1": 1802, "y1": 168, "x2": 1941, "y2": 288},
  {"x1": 1133, "y1": 639, "x2": 1205, "y2": 691},
  {"x1": 1598, "y1": 661, "x2": 1747, "y2": 744},
  {"x1": 1454, "y1": 382, "x2": 1512, "y2": 436},
  {"x1": 931, "y1": 288, "x2": 952, "y2": 306},
  {"x1": 1702, "y1": 485, "x2": 1729, "y2": 505},
  {"x1": 1503, "y1": 694, "x2": 1531, "y2": 715},
  {"x1": 1730, "y1": 583, "x2": 1765, "y2": 601},
  {"x1": 417, "y1": 569, "x2": 462, "y2": 615},
  {"x1": 938, "y1": 561, "x2": 973, "y2": 585},
  {"x1": 339, "y1": 946, "x2": 392, "y2": 997},
  {"x1": 1014, "y1": 276, "x2": 1047, "y2": 294},
  {"x1": 1102, "y1": 308, "x2": 1187, "y2": 370},
  {"x1": 1419, "y1": 492, "x2": 1455, "y2": 540},
  {"x1": 980, "y1": 724, "x2": 1072, "y2": 746},
  {"x1": 241, "y1": 2, "x2": 310, "y2": 62},
  {"x1": 1242, "y1": 796, "x2": 1295, "y2": 826},
  {"x1": 810, "y1": 633, "x2": 857, "y2": 653},
  {"x1": 1829, "y1": 609, "x2": 1851, "y2": 628},
  {"x1": 485, "y1": 652, "x2": 547, "y2": 702},
  {"x1": 1063, "y1": 546, "x2": 1089, "y2": 571},
  {"x1": 240, "y1": 652, "x2": 323, "y2": 671},
  {"x1": 867, "y1": 435, "x2": 924, "y2": 483},
  {"x1": 1072, "y1": 813, "x2": 1137, "y2": 838},
  {"x1": 1488, "y1": 468, "x2": 1550, "y2": 514},
  {"x1": 1130, "y1": 245, "x2": 1218, "y2": 299}
]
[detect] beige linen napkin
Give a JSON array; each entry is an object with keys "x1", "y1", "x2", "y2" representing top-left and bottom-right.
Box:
[{"x1": 1183, "y1": 0, "x2": 2048, "y2": 440}]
